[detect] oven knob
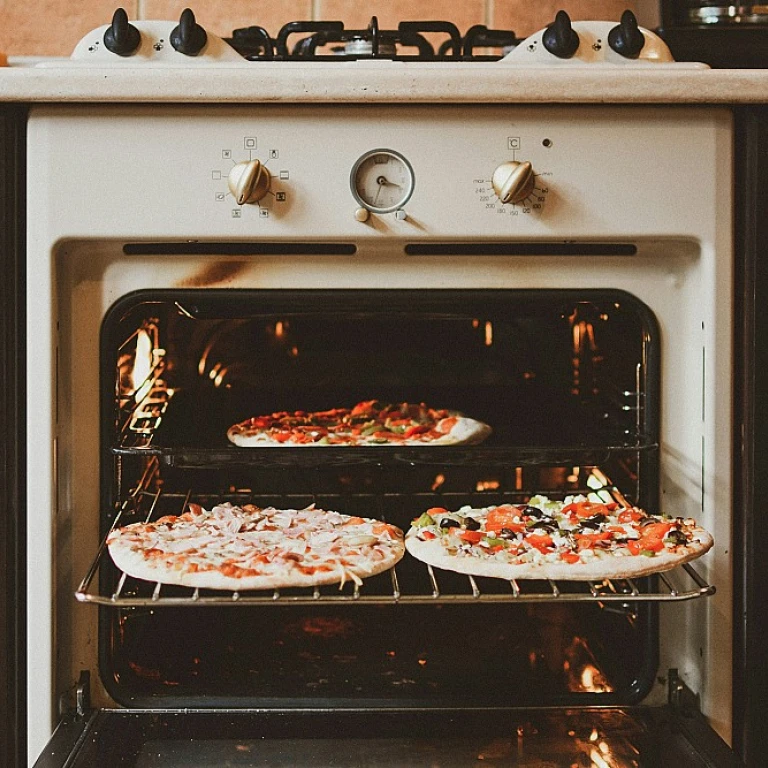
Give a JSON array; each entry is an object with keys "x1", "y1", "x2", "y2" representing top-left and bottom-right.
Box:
[
  {"x1": 542, "y1": 10, "x2": 579, "y2": 59},
  {"x1": 608, "y1": 10, "x2": 645, "y2": 59},
  {"x1": 103, "y1": 8, "x2": 141, "y2": 57},
  {"x1": 492, "y1": 161, "x2": 536, "y2": 205},
  {"x1": 227, "y1": 160, "x2": 272, "y2": 205},
  {"x1": 170, "y1": 8, "x2": 208, "y2": 56}
]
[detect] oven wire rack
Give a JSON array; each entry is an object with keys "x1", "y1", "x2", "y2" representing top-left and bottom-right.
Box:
[{"x1": 76, "y1": 486, "x2": 716, "y2": 608}]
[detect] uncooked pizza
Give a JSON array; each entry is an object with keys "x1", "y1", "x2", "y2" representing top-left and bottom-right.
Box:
[
  {"x1": 107, "y1": 502, "x2": 405, "y2": 590},
  {"x1": 227, "y1": 400, "x2": 492, "y2": 447},
  {"x1": 405, "y1": 495, "x2": 713, "y2": 580}
]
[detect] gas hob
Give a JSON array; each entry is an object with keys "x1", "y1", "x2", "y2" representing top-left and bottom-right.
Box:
[{"x1": 49, "y1": 7, "x2": 706, "y2": 69}]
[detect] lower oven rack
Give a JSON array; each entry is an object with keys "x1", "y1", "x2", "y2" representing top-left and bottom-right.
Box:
[
  {"x1": 77, "y1": 513, "x2": 715, "y2": 608},
  {"x1": 76, "y1": 560, "x2": 714, "y2": 607}
]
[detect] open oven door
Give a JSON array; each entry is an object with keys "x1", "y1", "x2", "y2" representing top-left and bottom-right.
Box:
[{"x1": 34, "y1": 678, "x2": 743, "y2": 768}]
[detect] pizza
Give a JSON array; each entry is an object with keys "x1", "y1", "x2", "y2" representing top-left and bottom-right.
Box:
[
  {"x1": 107, "y1": 502, "x2": 405, "y2": 590},
  {"x1": 405, "y1": 495, "x2": 713, "y2": 581},
  {"x1": 227, "y1": 400, "x2": 492, "y2": 447}
]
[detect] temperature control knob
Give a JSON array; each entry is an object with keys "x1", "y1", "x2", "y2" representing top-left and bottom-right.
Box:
[
  {"x1": 227, "y1": 160, "x2": 272, "y2": 205},
  {"x1": 608, "y1": 10, "x2": 645, "y2": 59},
  {"x1": 492, "y1": 161, "x2": 536, "y2": 205},
  {"x1": 170, "y1": 8, "x2": 208, "y2": 56},
  {"x1": 542, "y1": 10, "x2": 579, "y2": 59},
  {"x1": 103, "y1": 8, "x2": 141, "y2": 57}
]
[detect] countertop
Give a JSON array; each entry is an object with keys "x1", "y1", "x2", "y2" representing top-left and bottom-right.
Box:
[{"x1": 0, "y1": 62, "x2": 766, "y2": 104}]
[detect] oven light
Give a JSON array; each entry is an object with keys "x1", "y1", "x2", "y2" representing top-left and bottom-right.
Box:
[
  {"x1": 472, "y1": 318, "x2": 480, "y2": 328},
  {"x1": 589, "y1": 748, "x2": 611, "y2": 768},
  {"x1": 431, "y1": 474, "x2": 446, "y2": 491},
  {"x1": 131, "y1": 329, "x2": 154, "y2": 403},
  {"x1": 589, "y1": 729, "x2": 600, "y2": 742},
  {"x1": 484, "y1": 321, "x2": 493, "y2": 346},
  {"x1": 476, "y1": 479, "x2": 500, "y2": 491}
]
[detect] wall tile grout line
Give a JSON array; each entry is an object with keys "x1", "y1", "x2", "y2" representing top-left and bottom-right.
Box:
[{"x1": 486, "y1": 0, "x2": 494, "y2": 27}]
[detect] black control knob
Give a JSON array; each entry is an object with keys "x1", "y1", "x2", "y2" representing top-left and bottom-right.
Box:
[
  {"x1": 170, "y1": 8, "x2": 208, "y2": 56},
  {"x1": 542, "y1": 10, "x2": 579, "y2": 59},
  {"x1": 103, "y1": 8, "x2": 141, "y2": 57},
  {"x1": 608, "y1": 10, "x2": 645, "y2": 59}
]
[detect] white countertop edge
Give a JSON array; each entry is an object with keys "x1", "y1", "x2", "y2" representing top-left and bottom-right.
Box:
[{"x1": 0, "y1": 65, "x2": 766, "y2": 103}]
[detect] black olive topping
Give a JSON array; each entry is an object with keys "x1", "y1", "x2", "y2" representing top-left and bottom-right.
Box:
[
  {"x1": 439, "y1": 518, "x2": 460, "y2": 529},
  {"x1": 665, "y1": 529, "x2": 688, "y2": 546},
  {"x1": 528, "y1": 520, "x2": 557, "y2": 533},
  {"x1": 523, "y1": 506, "x2": 544, "y2": 519},
  {"x1": 500, "y1": 527, "x2": 518, "y2": 538},
  {"x1": 585, "y1": 513, "x2": 607, "y2": 525},
  {"x1": 464, "y1": 517, "x2": 481, "y2": 531}
]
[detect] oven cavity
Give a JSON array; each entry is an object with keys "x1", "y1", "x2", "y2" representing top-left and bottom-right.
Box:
[{"x1": 80, "y1": 289, "x2": 713, "y2": 709}]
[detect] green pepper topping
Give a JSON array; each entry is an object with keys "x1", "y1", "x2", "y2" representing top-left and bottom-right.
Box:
[{"x1": 413, "y1": 512, "x2": 436, "y2": 528}]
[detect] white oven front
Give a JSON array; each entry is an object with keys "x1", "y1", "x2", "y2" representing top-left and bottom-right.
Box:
[{"x1": 25, "y1": 104, "x2": 733, "y2": 763}]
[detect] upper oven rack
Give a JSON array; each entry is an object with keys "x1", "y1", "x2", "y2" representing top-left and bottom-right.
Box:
[
  {"x1": 77, "y1": 482, "x2": 715, "y2": 608},
  {"x1": 111, "y1": 442, "x2": 660, "y2": 469}
]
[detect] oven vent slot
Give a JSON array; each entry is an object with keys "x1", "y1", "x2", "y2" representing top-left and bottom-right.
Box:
[
  {"x1": 123, "y1": 243, "x2": 357, "y2": 256},
  {"x1": 404, "y1": 243, "x2": 638, "y2": 257}
]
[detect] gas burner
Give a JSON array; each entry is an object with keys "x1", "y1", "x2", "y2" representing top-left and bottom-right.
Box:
[{"x1": 228, "y1": 16, "x2": 518, "y2": 61}]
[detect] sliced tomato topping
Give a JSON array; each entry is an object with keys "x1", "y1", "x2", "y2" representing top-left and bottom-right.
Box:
[
  {"x1": 456, "y1": 529, "x2": 484, "y2": 544},
  {"x1": 638, "y1": 536, "x2": 665, "y2": 552},
  {"x1": 427, "y1": 507, "x2": 449, "y2": 517},
  {"x1": 404, "y1": 424, "x2": 431, "y2": 438},
  {"x1": 618, "y1": 509, "x2": 645, "y2": 523},
  {"x1": 574, "y1": 532, "x2": 612, "y2": 550},
  {"x1": 437, "y1": 416, "x2": 458, "y2": 433},
  {"x1": 526, "y1": 533, "x2": 554, "y2": 552},
  {"x1": 562, "y1": 500, "x2": 612, "y2": 518},
  {"x1": 560, "y1": 552, "x2": 581, "y2": 564},
  {"x1": 421, "y1": 530, "x2": 437, "y2": 540},
  {"x1": 639, "y1": 522, "x2": 673, "y2": 539},
  {"x1": 485, "y1": 506, "x2": 524, "y2": 534},
  {"x1": 274, "y1": 431, "x2": 292, "y2": 443}
]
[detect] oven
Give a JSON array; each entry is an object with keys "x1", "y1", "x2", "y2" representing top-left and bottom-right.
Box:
[{"x1": 0, "y1": 8, "x2": 765, "y2": 768}]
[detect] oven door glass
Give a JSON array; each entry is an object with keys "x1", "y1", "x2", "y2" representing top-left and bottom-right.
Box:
[{"x1": 35, "y1": 709, "x2": 744, "y2": 767}]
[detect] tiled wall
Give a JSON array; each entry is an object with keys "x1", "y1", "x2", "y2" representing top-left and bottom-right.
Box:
[{"x1": 1, "y1": 0, "x2": 653, "y2": 57}]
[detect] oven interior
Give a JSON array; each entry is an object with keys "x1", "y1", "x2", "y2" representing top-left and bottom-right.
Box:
[{"x1": 94, "y1": 288, "x2": 665, "y2": 709}]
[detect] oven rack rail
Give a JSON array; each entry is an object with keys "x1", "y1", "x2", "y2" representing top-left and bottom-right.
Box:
[
  {"x1": 76, "y1": 559, "x2": 714, "y2": 607},
  {"x1": 111, "y1": 441, "x2": 660, "y2": 469}
]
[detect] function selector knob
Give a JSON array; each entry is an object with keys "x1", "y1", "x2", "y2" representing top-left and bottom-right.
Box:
[
  {"x1": 542, "y1": 10, "x2": 579, "y2": 59},
  {"x1": 227, "y1": 160, "x2": 272, "y2": 205},
  {"x1": 170, "y1": 8, "x2": 208, "y2": 56},
  {"x1": 103, "y1": 8, "x2": 141, "y2": 57},
  {"x1": 608, "y1": 10, "x2": 645, "y2": 59},
  {"x1": 492, "y1": 161, "x2": 536, "y2": 205}
]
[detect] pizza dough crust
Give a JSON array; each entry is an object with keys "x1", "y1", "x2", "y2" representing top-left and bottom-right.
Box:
[
  {"x1": 107, "y1": 504, "x2": 405, "y2": 591},
  {"x1": 227, "y1": 405, "x2": 492, "y2": 448},
  {"x1": 405, "y1": 528, "x2": 713, "y2": 581}
]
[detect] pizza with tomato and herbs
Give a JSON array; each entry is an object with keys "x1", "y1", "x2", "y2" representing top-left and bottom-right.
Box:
[
  {"x1": 227, "y1": 400, "x2": 492, "y2": 447},
  {"x1": 405, "y1": 495, "x2": 713, "y2": 580},
  {"x1": 107, "y1": 502, "x2": 405, "y2": 590}
]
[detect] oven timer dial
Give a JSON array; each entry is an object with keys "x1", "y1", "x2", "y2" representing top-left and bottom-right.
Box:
[
  {"x1": 227, "y1": 159, "x2": 271, "y2": 205},
  {"x1": 492, "y1": 160, "x2": 536, "y2": 205},
  {"x1": 351, "y1": 149, "x2": 415, "y2": 216}
]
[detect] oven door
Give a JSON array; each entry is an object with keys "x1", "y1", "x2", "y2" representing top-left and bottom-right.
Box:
[{"x1": 34, "y1": 705, "x2": 742, "y2": 768}]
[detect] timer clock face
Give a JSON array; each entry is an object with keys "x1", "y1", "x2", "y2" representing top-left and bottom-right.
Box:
[{"x1": 351, "y1": 149, "x2": 414, "y2": 214}]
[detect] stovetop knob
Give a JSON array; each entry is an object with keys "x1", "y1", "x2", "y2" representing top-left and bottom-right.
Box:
[
  {"x1": 492, "y1": 160, "x2": 536, "y2": 205},
  {"x1": 103, "y1": 8, "x2": 141, "y2": 57},
  {"x1": 170, "y1": 8, "x2": 208, "y2": 56},
  {"x1": 542, "y1": 10, "x2": 579, "y2": 59},
  {"x1": 607, "y1": 10, "x2": 645, "y2": 59},
  {"x1": 228, "y1": 160, "x2": 272, "y2": 205}
]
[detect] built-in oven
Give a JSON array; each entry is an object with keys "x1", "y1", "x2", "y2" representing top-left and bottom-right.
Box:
[{"x1": 8, "y1": 99, "x2": 752, "y2": 766}]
